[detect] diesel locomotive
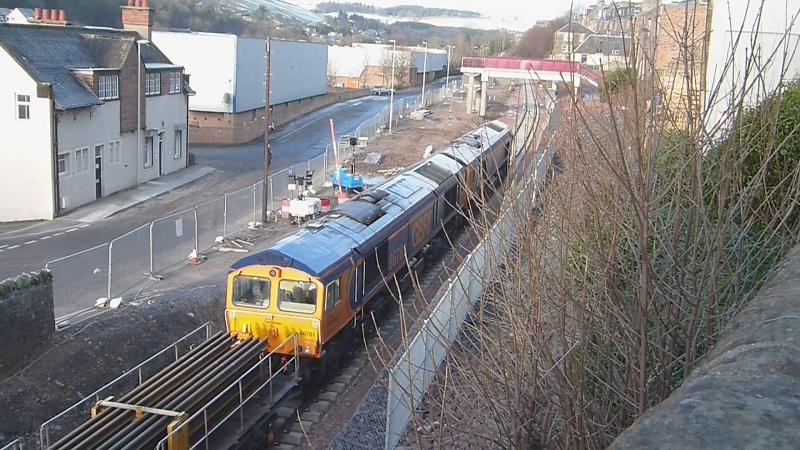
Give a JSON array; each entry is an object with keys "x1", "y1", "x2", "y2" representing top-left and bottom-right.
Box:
[{"x1": 225, "y1": 121, "x2": 513, "y2": 378}]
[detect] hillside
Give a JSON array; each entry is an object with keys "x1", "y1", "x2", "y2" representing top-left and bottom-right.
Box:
[{"x1": 315, "y1": 2, "x2": 482, "y2": 19}]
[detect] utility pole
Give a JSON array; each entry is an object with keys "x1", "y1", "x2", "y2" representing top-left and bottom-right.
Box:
[
  {"x1": 421, "y1": 41, "x2": 428, "y2": 109},
  {"x1": 389, "y1": 39, "x2": 396, "y2": 134},
  {"x1": 261, "y1": 36, "x2": 272, "y2": 223}
]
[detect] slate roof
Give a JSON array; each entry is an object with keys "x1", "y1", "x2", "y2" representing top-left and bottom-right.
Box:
[
  {"x1": 575, "y1": 34, "x2": 631, "y2": 56},
  {"x1": 0, "y1": 23, "x2": 174, "y2": 110},
  {"x1": 556, "y1": 21, "x2": 595, "y2": 35}
]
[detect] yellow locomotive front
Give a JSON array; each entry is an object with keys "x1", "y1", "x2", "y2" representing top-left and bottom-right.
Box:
[{"x1": 225, "y1": 265, "x2": 324, "y2": 358}]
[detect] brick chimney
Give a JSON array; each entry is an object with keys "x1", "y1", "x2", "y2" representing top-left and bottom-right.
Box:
[{"x1": 121, "y1": 0, "x2": 154, "y2": 40}]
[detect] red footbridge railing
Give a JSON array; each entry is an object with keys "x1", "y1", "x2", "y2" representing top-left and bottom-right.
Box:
[{"x1": 461, "y1": 57, "x2": 602, "y2": 85}]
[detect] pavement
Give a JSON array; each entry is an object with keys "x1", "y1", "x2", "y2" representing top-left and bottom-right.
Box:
[
  {"x1": 64, "y1": 166, "x2": 216, "y2": 223},
  {"x1": 0, "y1": 78, "x2": 453, "y2": 280}
]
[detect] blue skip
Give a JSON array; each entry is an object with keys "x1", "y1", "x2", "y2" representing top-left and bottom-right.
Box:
[{"x1": 332, "y1": 167, "x2": 364, "y2": 191}]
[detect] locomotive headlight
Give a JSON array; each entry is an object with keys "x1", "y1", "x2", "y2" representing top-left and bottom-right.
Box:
[{"x1": 304, "y1": 347, "x2": 311, "y2": 354}]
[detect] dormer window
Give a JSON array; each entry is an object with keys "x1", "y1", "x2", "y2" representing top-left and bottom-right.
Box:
[
  {"x1": 145, "y1": 72, "x2": 160, "y2": 96},
  {"x1": 169, "y1": 72, "x2": 181, "y2": 94},
  {"x1": 98, "y1": 74, "x2": 119, "y2": 100}
]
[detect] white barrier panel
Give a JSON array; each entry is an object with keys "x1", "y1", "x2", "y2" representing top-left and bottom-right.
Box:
[{"x1": 386, "y1": 81, "x2": 548, "y2": 449}]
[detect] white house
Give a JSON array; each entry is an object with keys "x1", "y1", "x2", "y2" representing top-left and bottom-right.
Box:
[
  {"x1": 0, "y1": 1, "x2": 191, "y2": 221},
  {"x1": 573, "y1": 34, "x2": 631, "y2": 70},
  {"x1": 705, "y1": 0, "x2": 800, "y2": 134},
  {"x1": 0, "y1": 8, "x2": 11, "y2": 23},
  {"x1": 5, "y1": 7, "x2": 35, "y2": 24}
]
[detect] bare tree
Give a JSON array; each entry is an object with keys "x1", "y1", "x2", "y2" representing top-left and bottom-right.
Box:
[{"x1": 385, "y1": 2, "x2": 800, "y2": 449}]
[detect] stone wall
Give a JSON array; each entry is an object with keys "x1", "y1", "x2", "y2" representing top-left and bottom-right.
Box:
[
  {"x1": 188, "y1": 89, "x2": 370, "y2": 146},
  {"x1": 0, "y1": 270, "x2": 55, "y2": 370},
  {"x1": 611, "y1": 246, "x2": 800, "y2": 449}
]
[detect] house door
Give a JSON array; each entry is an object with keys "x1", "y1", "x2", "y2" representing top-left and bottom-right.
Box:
[
  {"x1": 158, "y1": 132, "x2": 164, "y2": 176},
  {"x1": 94, "y1": 144, "x2": 103, "y2": 199}
]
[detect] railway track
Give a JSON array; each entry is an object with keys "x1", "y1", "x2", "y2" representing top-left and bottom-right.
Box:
[{"x1": 41, "y1": 82, "x2": 539, "y2": 450}]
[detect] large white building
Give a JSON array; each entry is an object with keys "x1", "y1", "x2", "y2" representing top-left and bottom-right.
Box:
[
  {"x1": 328, "y1": 42, "x2": 448, "y2": 89},
  {"x1": 0, "y1": 2, "x2": 190, "y2": 221},
  {"x1": 152, "y1": 31, "x2": 328, "y2": 113},
  {"x1": 705, "y1": 0, "x2": 800, "y2": 134},
  {"x1": 152, "y1": 31, "x2": 328, "y2": 144}
]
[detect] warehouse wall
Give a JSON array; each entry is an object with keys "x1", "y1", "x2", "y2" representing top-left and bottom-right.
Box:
[
  {"x1": 188, "y1": 89, "x2": 369, "y2": 145},
  {"x1": 0, "y1": 270, "x2": 54, "y2": 370},
  {"x1": 152, "y1": 31, "x2": 236, "y2": 113},
  {"x1": 153, "y1": 32, "x2": 328, "y2": 115}
]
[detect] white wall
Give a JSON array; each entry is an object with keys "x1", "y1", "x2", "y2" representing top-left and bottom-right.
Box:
[
  {"x1": 0, "y1": 48, "x2": 54, "y2": 221},
  {"x1": 154, "y1": 31, "x2": 328, "y2": 114},
  {"x1": 705, "y1": 0, "x2": 800, "y2": 133},
  {"x1": 152, "y1": 31, "x2": 237, "y2": 113},
  {"x1": 328, "y1": 45, "x2": 368, "y2": 78},
  {"x1": 266, "y1": 40, "x2": 328, "y2": 106},
  {"x1": 409, "y1": 47, "x2": 447, "y2": 74},
  {"x1": 56, "y1": 101, "x2": 131, "y2": 211},
  {"x1": 143, "y1": 90, "x2": 188, "y2": 181}
]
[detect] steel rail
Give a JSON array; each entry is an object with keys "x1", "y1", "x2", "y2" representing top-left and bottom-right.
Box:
[
  {"x1": 49, "y1": 331, "x2": 232, "y2": 450},
  {"x1": 106, "y1": 339, "x2": 264, "y2": 450}
]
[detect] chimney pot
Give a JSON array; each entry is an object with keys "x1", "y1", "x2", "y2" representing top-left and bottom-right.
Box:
[
  {"x1": 128, "y1": 0, "x2": 135, "y2": 5},
  {"x1": 59, "y1": 10, "x2": 66, "y2": 24},
  {"x1": 34, "y1": 8, "x2": 41, "y2": 20},
  {"x1": 50, "y1": 9, "x2": 58, "y2": 22},
  {"x1": 142, "y1": 0, "x2": 149, "y2": 8}
]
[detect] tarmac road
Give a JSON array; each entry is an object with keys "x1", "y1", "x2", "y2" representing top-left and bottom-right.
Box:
[{"x1": 0, "y1": 79, "x2": 452, "y2": 280}]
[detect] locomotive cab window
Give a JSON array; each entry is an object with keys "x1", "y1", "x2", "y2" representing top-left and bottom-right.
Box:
[
  {"x1": 233, "y1": 276, "x2": 271, "y2": 308},
  {"x1": 279, "y1": 280, "x2": 318, "y2": 313},
  {"x1": 325, "y1": 279, "x2": 341, "y2": 311}
]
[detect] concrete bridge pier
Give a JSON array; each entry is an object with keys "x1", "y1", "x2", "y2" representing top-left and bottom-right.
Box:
[
  {"x1": 465, "y1": 74, "x2": 476, "y2": 114},
  {"x1": 479, "y1": 74, "x2": 489, "y2": 117}
]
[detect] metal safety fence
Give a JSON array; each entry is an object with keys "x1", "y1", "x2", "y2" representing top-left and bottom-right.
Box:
[
  {"x1": 384, "y1": 82, "x2": 554, "y2": 449},
  {"x1": 0, "y1": 439, "x2": 22, "y2": 450},
  {"x1": 43, "y1": 81, "x2": 460, "y2": 324},
  {"x1": 38, "y1": 323, "x2": 213, "y2": 448}
]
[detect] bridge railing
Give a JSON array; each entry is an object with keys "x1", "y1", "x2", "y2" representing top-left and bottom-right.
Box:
[{"x1": 461, "y1": 57, "x2": 602, "y2": 86}]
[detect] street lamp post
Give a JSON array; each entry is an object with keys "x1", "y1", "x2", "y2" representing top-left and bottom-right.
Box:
[
  {"x1": 136, "y1": 39, "x2": 149, "y2": 185},
  {"x1": 420, "y1": 41, "x2": 428, "y2": 109},
  {"x1": 389, "y1": 39, "x2": 396, "y2": 134},
  {"x1": 445, "y1": 44, "x2": 452, "y2": 94}
]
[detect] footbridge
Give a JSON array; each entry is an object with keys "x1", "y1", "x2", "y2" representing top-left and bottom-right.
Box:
[{"x1": 460, "y1": 57, "x2": 601, "y2": 116}]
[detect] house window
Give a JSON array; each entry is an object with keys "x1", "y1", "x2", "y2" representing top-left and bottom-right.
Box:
[
  {"x1": 57, "y1": 154, "x2": 70, "y2": 178},
  {"x1": 74, "y1": 148, "x2": 89, "y2": 173},
  {"x1": 145, "y1": 72, "x2": 160, "y2": 96},
  {"x1": 109, "y1": 140, "x2": 121, "y2": 164},
  {"x1": 612, "y1": 49, "x2": 620, "y2": 56},
  {"x1": 16, "y1": 94, "x2": 30, "y2": 119},
  {"x1": 169, "y1": 72, "x2": 181, "y2": 94},
  {"x1": 144, "y1": 136, "x2": 153, "y2": 168},
  {"x1": 562, "y1": 44, "x2": 570, "y2": 53},
  {"x1": 173, "y1": 129, "x2": 183, "y2": 159},
  {"x1": 98, "y1": 74, "x2": 119, "y2": 100}
]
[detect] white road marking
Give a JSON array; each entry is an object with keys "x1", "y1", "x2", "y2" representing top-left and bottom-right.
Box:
[
  {"x1": 0, "y1": 244, "x2": 7, "y2": 250},
  {"x1": 54, "y1": 232, "x2": 65, "y2": 236},
  {"x1": 351, "y1": 101, "x2": 363, "y2": 107},
  {"x1": 7, "y1": 245, "x2": 20, "y2": 249},
  {"x1": 23, "y1": 240, "x2": 37, "y2": 245},
  {"x1": 65, "y1": 228, "x2": 79, "y2": 233},
  {"x1": 40, "y1": 235, "x2": 52, "y2": 240},
  {"x1": 79, "y1": 224, "x2": 90, "y2": 228}
]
